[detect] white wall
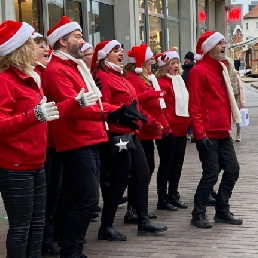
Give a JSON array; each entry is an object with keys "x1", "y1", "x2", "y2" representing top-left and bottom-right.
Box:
[{"x1": 243, "y1": 17, "x2": 258, "y2": 39}]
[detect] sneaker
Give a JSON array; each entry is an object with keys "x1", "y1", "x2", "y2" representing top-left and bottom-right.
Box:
[
  {"x1": 41, "y1": 244, "x2": 60, "y2": 256},
  {"x1": 191, "y1": 214, "x2": 212, "y2": 229},
  {"x1": 214, "y1": 212, "x2": 243, "y2": 225},
  {"x1": 236, "y1": 133, "x2": 241, "y2": 142}
]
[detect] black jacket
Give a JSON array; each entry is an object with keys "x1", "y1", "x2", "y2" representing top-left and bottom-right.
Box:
[{"x1": 182, "y1": 61, "x2": 195, "y2": 85}]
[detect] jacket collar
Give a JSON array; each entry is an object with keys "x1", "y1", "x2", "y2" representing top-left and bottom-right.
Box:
[
  {"x1": 201, "y1": 55, "x2": 223, "y2": 73},
  {"x1": 50, "y1": 54, "x2": 77, "y2": 67}
]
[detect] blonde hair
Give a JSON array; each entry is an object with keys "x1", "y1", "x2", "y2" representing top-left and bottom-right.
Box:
[
  {"x1": 123, "y1": 63, "x2": 151, "y2": 86},
  {"x1": 156, "y1": 58, "x2": 182, "y2": 78},
  {"x1": 0, "y1": 37, "x2": 36, "y2": 74}
]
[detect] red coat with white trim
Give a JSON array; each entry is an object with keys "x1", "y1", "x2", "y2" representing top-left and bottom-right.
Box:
[
  {"x1": 42, "y1": 55, "x2": 118, "y2": 152},
  {"x1": 187, "y1": 55, "x2": 231, "y2": 141},
  {"x1": 0, "y1": 66, "x2": 47, "y2": 170},
  {"x1": 157, "y1": 76, "x2": 190, "y2": 137},
  {"x1": 125, "y1": 72, "x2": 170, "y2": 140}
]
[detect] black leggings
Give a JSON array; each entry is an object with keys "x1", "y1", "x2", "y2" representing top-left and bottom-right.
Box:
[{"x1": 0, "y1": 168, "x2": 46, "y2": 258}]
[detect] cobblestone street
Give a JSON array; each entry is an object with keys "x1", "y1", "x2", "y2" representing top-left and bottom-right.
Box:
[{"x1": 0, "y1": 83, "x2": 258, "y2": 258}]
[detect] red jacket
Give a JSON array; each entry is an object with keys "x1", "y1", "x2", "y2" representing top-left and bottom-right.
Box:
[
  {"x1": 125, "y1": 72, "x2": 170, "y2": 140},
  {"x1": 157, "y1": 76, "x2": 190, "y2": 137},
  {"x1": 0, "y1": 66, "x2": 47, "y2": 170},
  {"x1": 187, "y1": 55, "x2": 231, "y2": 141},
  {"x1": 42, "y1": 56, "x2": 117, "y2": 152},
  {"x1": 96, "y1": 68, "x2": 142, "y2": 135}
]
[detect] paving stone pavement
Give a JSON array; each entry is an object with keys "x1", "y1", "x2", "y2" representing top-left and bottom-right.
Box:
[{"x1": 0, "y1": 83, "x2": 258, "y2": 258}]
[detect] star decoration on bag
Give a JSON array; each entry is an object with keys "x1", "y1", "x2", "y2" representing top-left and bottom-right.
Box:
[{"x1": 115, "y1": 139, "x2": 129, "y2": 152}]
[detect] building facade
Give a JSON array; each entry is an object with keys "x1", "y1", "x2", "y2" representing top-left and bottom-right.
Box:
[{"x1": 1, "y1": 0, "x2": 230, "y2": 59}]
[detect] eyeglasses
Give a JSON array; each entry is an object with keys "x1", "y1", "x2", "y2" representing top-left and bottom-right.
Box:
[
  {"x1": 217, "y1": 40, "x2": 227, "y2": 46},
  {"x1": 38, "y1": 44, "x2": 49, "y2": 50},
  {"x1": 84, "y1": 53, "x2": 93, "y2": 56}
]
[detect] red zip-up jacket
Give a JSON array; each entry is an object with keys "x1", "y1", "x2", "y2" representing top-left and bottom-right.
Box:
[
  {"x1": 125, "y1": 72, "x2": 170, "y2": 140},
  {"x1": 157, "y1": 76, "x2": 190, "y2": 137},
  {"x1": 42, "y1": 55, "x2": 118, "y2": 152},
  {"x1": 0, "y1": 66, "x2": 47, "y2": 170},
  {"x1": 187, "y1": 55, "x2": 231, "y2": 141}
]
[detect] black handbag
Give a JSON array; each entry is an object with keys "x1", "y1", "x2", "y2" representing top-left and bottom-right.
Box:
[{"x1": 108, "y1": 133, "x2": 136, "y2": 157}]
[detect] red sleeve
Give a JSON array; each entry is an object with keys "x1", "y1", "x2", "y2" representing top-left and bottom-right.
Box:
[
  {"x1": 188, "y1": 68, "x2": 206, "y2": 140},
  {"x1": 158, "y1": 110, "x2": 171, "y2": 134},
  {"x1": 0, "y1": 79, "x2": 40, "y2": 137},
  {"x1": 43, "y1": 69, "x2": 117, "y2": 122}
]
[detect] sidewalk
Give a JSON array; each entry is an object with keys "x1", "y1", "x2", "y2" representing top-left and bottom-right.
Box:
[{"x1": 0, "y1": 84, "x2": 258, "y2": 258}]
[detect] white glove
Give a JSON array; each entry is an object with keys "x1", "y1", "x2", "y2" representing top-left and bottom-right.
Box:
[
  {"x1": 34, "y1": 96, "x2": 59, "y2": 122},
  {"x1": 75, "y1": 88, "x2": 99, "y2": 107}
]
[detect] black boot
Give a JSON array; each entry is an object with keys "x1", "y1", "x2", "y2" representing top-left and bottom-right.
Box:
[
  {"x1": 207, "y1": 194, "x2": 216, "y2": 206},
  {"x1": 124, "y1": 206, "x2": 158, "y2": 224},
  {"x1": 157, "y1": 194, "x2": 178, "y2": 211},
  {"x1": 169, "y1": 192, "x2": 188, "y2": 209},
  {"x1": 138, "y1": 211, "x2": 167, "y2": 236},
  {"x1": 191, "y1": 214, "x2": 212, "y2": 229},
  {"x1": 98, "y1": 223, "x2": 127, "y2": 241}
]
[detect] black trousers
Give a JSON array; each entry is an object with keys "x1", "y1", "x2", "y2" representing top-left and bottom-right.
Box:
[
  {"x1": 192, "y1": 136, "x2": 240, "y2": 216},
  {"x1": 42, "y1": 148, "x2": 63, "y2": 248},
  {"x1": 100, "y1": 135, "x2": 150, "y2": 225},
  {"x1": 140, "y1": 140, "x2": 155, "y2": 178},
  {"x1": 0, "y1": 168, "x2": 46, "y2": 258},
  {"x1": 59, "y1": 145, "x2": 100, "y2": 258},
  {"x1": 156, "y1": 136, "x2": 187, "y2": 196}
]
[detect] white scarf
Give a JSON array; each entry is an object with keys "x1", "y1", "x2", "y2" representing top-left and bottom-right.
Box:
[
  {"x1": 105, "y1": 60, "x2": 123, "y2": 75},
  {"x1": 166, "y1": 74, "x2": 189, "y2": 117},
  {"x1": 220, "y1": 62, "x2": 241, "y2": 124},
  {"x1": 53, "y1": 50, "x2": 108, "y2": 129},
  {"x1": 147, "y1": 74, "x2": 166, "y2": 109},
  {"x1": 16, "y1": 65, "x2": 41, "y2": 89}
]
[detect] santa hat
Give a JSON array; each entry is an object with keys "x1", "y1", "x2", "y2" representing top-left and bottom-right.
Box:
[
  {"x1": 47, "y1": 16, "x2": 81, "y2": 48},
  {"x1": 90, "y1": 40, "x2": 121, "y2": 73},
  {"x1": 81, "y1": 43, "x2": 93, "y2": 52},
  {"x1": 32, "y1": 31, "x2": 43, "y2": 39},
  {"x1": 0, "y1": 20, "x2": 34, "y2": 56},
  {"x1": 155, "y1": 49, "x2": 180, "y2": 67},
  {"x1": 195, "y1": 31, "x2": 225, "y2": 61},
  {"x1": 127, "y1": 44, "x2": 153, "y2": 74}
]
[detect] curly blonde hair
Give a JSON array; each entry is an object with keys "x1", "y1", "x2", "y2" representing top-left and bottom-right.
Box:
[
  {"x1": 156, "y1": 58, "x2": 183, "y2": 78},
  {"x1": 123, "y1": 63, "x2": 151, "y2": 86},
  {"x1": 0, "y1": 37, "x2": 36, "y2": 74}
]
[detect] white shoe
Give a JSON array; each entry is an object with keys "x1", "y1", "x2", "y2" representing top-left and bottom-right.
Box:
[{"x1": 236, "y1": 133, "x2": 241, "y2": 142}]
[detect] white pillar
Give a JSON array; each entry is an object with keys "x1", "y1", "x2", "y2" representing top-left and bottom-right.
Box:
[{"x1": 4, "y1": 0, "x2": 15, "y2": 20}]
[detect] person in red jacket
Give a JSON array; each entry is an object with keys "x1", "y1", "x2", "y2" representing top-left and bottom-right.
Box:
[
  {"x1": 43, "y1": 17, "x2": 144, "y2": 257},
  {"x1": 0, "y1": 20, "x2": 60, "y2": 258},
  {"x1": 91, "y1": 40, "x2": 168, "y2": 241},
  {"x1": 123, "y1": 44, "x2": 174, "y2": 223},
  {"x1": 188, "y1": 31, "x2": 242, "y2": 228},
  {"x1": 155, "y1": 49, "x2": 190, "y2": 211}
]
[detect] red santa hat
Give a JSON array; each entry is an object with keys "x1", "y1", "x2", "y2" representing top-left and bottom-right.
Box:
[
  {"x1": 0, "y1": 20, "x2": 34, "y2": 56},
  {"x1": 81, "y1": 43, "x2": 93, "y2": 52},
  {"x1": 127, "y1": 44, "x2": 153, "y2": 74},
  {"x1": 32, "y1": 31, "x2": 44, "y2": 39},
  {"x1": 47, "y1": 16, "x2": 81, "y2": 48},
  {"x1": 90, "y1": 40, "x2": 121, "y2": 73},
  {"x1": 195, "y1": 31, "x2": 225, "y2": 61},
  {"x1": 155, "y1": 48, "x2": 180, "y2": 67}
]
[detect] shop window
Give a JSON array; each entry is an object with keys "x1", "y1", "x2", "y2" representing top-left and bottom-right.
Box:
[
  {"x1": 208, "y1": 0, "x2": 215, "y2": 29},
  {"x1": 139, "y1": 12, "x2": 146, "y2": 43},
  {"x1": 167, "y1": 20, "x2": 179, "y2": 50},
  {"x1": 48, "y1": 0, "x2": 64, "y2": 29},
  {"x1": 65, "y1": 0, "x2": 82, "y2": 27},
  {"x1": 87, "y1": 1, "x2": 115, "y2": 46},
  {"x1": 149, "y1": 15, "x2": 163, "y2": 54},
  {"x1": 139, "y1": 0, "x2": 145, "y2": 8},
  {"x1": 167, "y1": 0, "x2": 178, "y2": 18},
  {"x1": 148, "y1": 0, "x2": 163, "y2": 14},
  {"x1": 197, "y1": 0, "x2": 207, "y2": 26},
  {"x1": 15, "y1": 0, "x2": 43, "y2": 32}
]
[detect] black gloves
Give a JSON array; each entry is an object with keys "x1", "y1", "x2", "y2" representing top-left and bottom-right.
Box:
[
  {"x1": 107, "y1": 100, "x2": 148, "y2": 130},
  {"x1": 107, "y1": 105, "x2": 139, "y2": 130},
  {"x1": 92, "y1": 75, "x2": 103, "y2": 90},
  {"x1": 196, "y1": 137, "x2": 213, "y2": 152},
  {"x1": 162, "y1": 133, "x2": 174, "y2": 141},
  {"x1": 125, "y1": 100, "x2": 148, "y2": 123}
]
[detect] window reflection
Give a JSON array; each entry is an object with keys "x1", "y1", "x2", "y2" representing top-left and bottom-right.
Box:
[
  {"x1": 197, "y1": 0, "x2": 207, "y2": 25},
  {"x1": 48, "y1": 0, "x2": 64, "y2": 28},
  {"x1": 149, "y1": 15, "x2": 163, "y2": 54},
  {"x1": 167, "y1": 0, "x2": 178, "y2": 18},
  {"x1": 139, "y1": 13, "x2": 145, "y2": 43},
  {"x1": 87, "y1": 1, "x2": 115, "y2": 46},
  {"x1": 148, "y1": 0, "x2": 163, "y2": 14},
  {"x1": 139, "y1": 0, "x2": 145, "y2": 8},
  {"x1": 66, "y1": 0, "x2": 82, "y2": 26},
  {"x1": 167, "y1": 20, "x2": 179, "y2": 50},
  {"x1": 15, "y1": 0, "x2": 42, "y2": 32}
]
